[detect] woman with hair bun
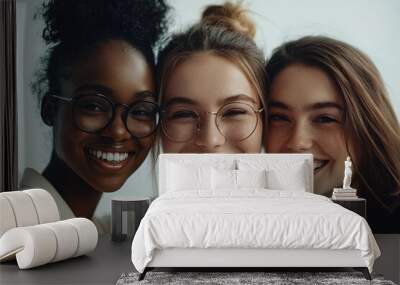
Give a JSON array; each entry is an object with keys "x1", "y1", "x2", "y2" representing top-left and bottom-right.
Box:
[
  {"x1": 264, "y1": 36, "x2": 400, "y2": 233},
  {"x1": 21, "y1": 0, "x2": 170, "y2": 232},
  {"x1": 157, "y1": 1, "x2": 265, "y2": 154}
]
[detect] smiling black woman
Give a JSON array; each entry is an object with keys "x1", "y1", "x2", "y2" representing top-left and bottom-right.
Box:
[{"x1": 20, "y1": 0, "x2": 170, "y2": 233}]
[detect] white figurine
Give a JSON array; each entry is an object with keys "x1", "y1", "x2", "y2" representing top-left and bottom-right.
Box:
[{"x1": 343, "y1": 156, "x2": 352, "y2": 189}]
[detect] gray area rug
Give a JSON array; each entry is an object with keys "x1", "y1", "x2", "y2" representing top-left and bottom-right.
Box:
[{"x1": 116, "y1": 271, "x2": 396, "y2": 285}]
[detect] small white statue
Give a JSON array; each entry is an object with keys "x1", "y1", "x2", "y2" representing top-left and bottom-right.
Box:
[{"x1": 343, "y1": 156, "x2": 353, "y2": 189}]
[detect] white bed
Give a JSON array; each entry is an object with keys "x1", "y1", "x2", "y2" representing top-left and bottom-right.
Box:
[{"x1": 131, "y1": 154, "x2": 380, "y2": 280}]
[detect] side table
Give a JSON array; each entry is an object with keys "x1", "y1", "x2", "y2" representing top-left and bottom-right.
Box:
[
  {"x1": 112, "y1": 197, "x2": 151, "y2": 242},
  {"x1": 331, "y1": 197, "x2": 366, "y2": 219}
]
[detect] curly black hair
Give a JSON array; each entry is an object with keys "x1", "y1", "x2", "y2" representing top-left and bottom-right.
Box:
[{"x1": 32, "y1": 0, "x2": 170, "y2": 104}]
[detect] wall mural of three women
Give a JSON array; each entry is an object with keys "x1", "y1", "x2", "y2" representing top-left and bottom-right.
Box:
[{"x1": 17, "y1": 0, "x2": 399, "y2": 233}]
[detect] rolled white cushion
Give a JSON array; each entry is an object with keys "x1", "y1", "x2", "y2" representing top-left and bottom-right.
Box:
[
  {"x1": 42, "y1": 221, "x2": 79, "y2": 262},
  {"x1": 0, "y1": 196, "x2": 17, "y2": 237},
  {"x1": 0, "y1": 191, "x2": 39, "y2": 227},
  {"x1": 0, "y1": 195, "x2": 17, "y2": 237},
  {"x1": 64, "y1": 218, "x2": 98, "y2": 257},
  {"x1": 0, "y1": 218, "x2": 98, "y2": 269},
  {"x1": 24, "y1": 189, "x2": 59, "y2": 223},
  {"x1": 0, "y1": 226, "x2": 57, "y2": 269},
  {"x1": 0, "y1": 189, "x2": 60, "y2": 238}
]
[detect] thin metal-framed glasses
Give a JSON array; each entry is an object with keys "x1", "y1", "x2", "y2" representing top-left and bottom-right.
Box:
[
  {"x1": 161, "y1": 102, "x2": 263, "y2": 143},
  {"x1": 50, "y1": 93, "x2": 160, "y2": 138}
]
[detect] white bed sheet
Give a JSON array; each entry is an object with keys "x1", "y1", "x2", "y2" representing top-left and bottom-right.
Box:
[{"x1": 131, "y1": 190, "x2": 380, "y2": 273}]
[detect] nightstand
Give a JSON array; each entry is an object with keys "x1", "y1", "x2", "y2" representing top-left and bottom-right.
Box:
[
  {"x1": 111, "y1": 197, "x2": 151, "y2": 242},
  {"x1": 331, "y1": 198, "x2": 366, "y2": 219}
]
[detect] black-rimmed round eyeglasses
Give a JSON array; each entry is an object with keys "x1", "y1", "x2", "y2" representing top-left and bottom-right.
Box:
[
  {"x1": 160, "y1": 102, "x2": 263, "y2": 143},
  {"x1": 50, "y1": 93, "x2": 160, "y2": 138}
]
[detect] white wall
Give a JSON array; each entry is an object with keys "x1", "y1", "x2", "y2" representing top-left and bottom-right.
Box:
[{"x1": 16, "y1": 0, "x2": 400, "y2": 211}]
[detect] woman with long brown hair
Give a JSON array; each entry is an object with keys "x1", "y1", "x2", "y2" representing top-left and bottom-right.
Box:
[{"x1": 264, "y1": 36, "x2": 400, "y2": 233}]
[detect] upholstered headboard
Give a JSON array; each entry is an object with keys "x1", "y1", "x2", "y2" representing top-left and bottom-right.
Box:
[{"x1": 158, "y1": 153, "x2": 313, "y2": 195}]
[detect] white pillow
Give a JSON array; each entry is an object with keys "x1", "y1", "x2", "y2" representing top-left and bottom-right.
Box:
[
  {"x1": 167, "y1": 162, "x2": 211, "y2": 191},
  {"x1": 236, "y1": 169, "x2": 267, "y2": 188},
  {"x1": 266, "y1": 163, "x2": 307, "y2": 191},
  {"x1": 211, "y1": 168, "x2": 237, "y2": 190},
  {"x1": 238, "y1": 159, "x2": 309, "y2": 191}
]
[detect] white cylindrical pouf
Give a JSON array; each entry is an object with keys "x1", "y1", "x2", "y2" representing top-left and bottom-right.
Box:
[
  {"x1": 0, "y1": 192, "x2": 39, "y2": 227},
  {"x1": 42, "y1": 221, "x2": 79, "y2": 262},
  {"x1": 0, "y1": 226, "x2": 57, "y2": 269},
  {"x1": 0, "y1": 218, "x2": 98, "y2": 269},
  {"x1": 0, "y1": 196, "x2": 17, "y2": 237},
  {"x1": 65, "y1": 218, "x2": 98, "y2": 257},
  {"x1": 24, "y1": 189, "x2": 60, "y2": 224}
]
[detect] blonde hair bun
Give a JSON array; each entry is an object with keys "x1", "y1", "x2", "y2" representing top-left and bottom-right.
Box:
[{"x1": 201, "y1": 1, "x2": 256, "y2": 39}]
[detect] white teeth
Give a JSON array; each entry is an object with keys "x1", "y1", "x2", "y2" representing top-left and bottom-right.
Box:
[
  {"x1": 88, "y1": 148, "x2": 130, "y2": 163},
  {"x1": 107, "y1": 153, "x2": 112, "y2": 161}
]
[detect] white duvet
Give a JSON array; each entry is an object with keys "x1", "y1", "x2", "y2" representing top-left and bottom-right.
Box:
[{"x1": 131, "y1": 190, "x2": 380, "y2": 273}]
